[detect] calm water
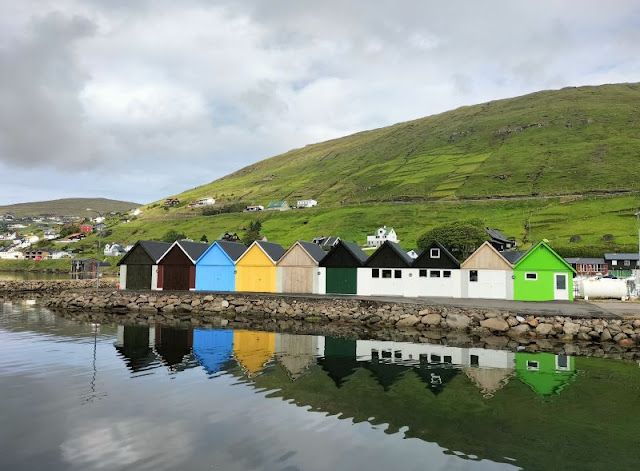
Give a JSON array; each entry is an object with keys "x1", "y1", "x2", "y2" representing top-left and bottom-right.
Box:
[
  {"x1": 0, "y1": 272, "x2": 71, "y2": 281},
  {"x1": 1, "y1": 303, "x2": 639, "y2": 471}
]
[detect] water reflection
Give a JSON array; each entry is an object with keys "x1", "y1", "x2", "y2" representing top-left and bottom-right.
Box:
[{"x1": 2, "y1": 303, "x2": 639, "y2": 471}]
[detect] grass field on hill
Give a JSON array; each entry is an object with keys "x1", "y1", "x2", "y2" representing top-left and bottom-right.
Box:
[{"x1": 0, "y1": 198, "x2": 140, "y2": 218}]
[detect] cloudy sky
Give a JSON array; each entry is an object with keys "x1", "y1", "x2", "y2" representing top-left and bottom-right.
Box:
[{"x1": 1, "y1": 0, "x2": 639, "y2": 205}]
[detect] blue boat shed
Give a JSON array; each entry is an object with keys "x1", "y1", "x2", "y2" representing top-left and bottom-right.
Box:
[
  {"x1": 195, "y1": 240, "x2": 246, "y2": 291},
  {"x1": 192, "y1": 329, "x2": 234, "y2": 375}
]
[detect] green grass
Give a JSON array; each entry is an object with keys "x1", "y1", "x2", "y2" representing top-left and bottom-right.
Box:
[
  {"x1": 0, "y1": 259, "x2": 72, "y2": 272},
  {"x1": 0, "y1": 198, "x2": 141, "y2": 218}
]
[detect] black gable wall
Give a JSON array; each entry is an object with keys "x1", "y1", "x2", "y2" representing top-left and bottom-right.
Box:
[
  {"x1": 365, "y1": 244, "x2": 411, "y2": 268},
  {"x1": 120, "y1": 244, "x2": 154, "y2": 266},
  {"x1": 320, "y1": 243, "x2": 361, "y2": 268},
  {"x1": 413, "y1": 243, "x2": 460, "y2": 269}
]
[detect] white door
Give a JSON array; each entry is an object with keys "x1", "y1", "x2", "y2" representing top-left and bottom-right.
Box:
[{"x1": 554, "y1": 273, "x2": 568, "y2": 300}]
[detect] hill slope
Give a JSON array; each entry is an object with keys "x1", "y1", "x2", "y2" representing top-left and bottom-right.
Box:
[
  {"x1": 77, "y1": 83, "x2": 640, "y2": 256},
  {"x1": 161, "y1": 82, "x2": 640, "y2": 208},
  {"x1": 0, "y1": 198, "x2": 140, "y2": 218}
]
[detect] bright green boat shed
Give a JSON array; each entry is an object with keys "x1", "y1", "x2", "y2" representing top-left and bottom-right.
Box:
[
  {"x1": 515, "y1": 352, "x2": 576, "y2": 396},
  {"x1": 513, "y1": 241, "x2": 577, "y2": 301}
]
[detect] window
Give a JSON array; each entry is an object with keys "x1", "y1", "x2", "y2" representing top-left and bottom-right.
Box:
[
  {"x1": 443, "y1": 271, "x2": 451, "y2": 278},
  {"x1": 382, "y1": 269, "x2": 392, "y2": 278},
  {"x1": 419, "y1": 269, "x2": 427, "y2": 277},
  {"x1": 382, "y1": 350, "x2": 392, "y2": 359},
  {"x1": 557, "y1": 354, "x2": 569, "y2": 371},
  {"x1": 430, "y1": 248, "x2": 440, "y2": 258},
  {"x1": 371, "y1": 349, "x2": 379, "y2": 360},
  {"x1": 430, "y1": 270, "x2": 440, "y2": 278},
  {"x1": 394, "y1": 270, "x2": 402, "y2": 279},
  {"x1": 527, "y1": 360, "x2": 539, "y2": 371},
  {"x1": 430, "y1": 354, "x2": 441, "y2": 363},
  {"x1": 624, "y1": 260, "x2": 631, "y2": 266},
  {"x1": 394, "y1": 350, "x2": 402, "y2": 359},
  {"x1": 470, "y1": 270, "x2": 478, "y2": 282},
  {"x1": 444, "y1": 356, "x2": 452, "y2": 364},
  {"x1": 372, "y1": 268, "x2": 380, "y2": 278},
  {"x1": 470, "y1": 355, "x2": 479, "y2": 366},
  {"x1": 612, "y1": 260, "x2": 618, "y2": 266},
  {"x1": 556, "y1": 274, "x2": 566, "y2": 290},
  {"x1": 525, "y1": 272, "x2": 538, "y2": 280}
]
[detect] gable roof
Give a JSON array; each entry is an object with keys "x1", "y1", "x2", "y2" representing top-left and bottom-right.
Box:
[
  {"x1": 412, "y1": 241, "x2": 460, "y2": 268},
  {"x1": 157, "y1": 240, "x2": 210, "y2": 264},
  {"x1": 460, "y1": 241, "x2": 513, "y2": 270},
  {"x1": 513, "y1": 241, "x2": 576, "y2": 274},
  {"x1": 565, "y1": 257, "x2": 606, "y2": 265},
  {"x1": 117, "y1": 240, "x2": 171, "y2": 266},
  {"x1": 195, "y1": 240, "x2": 247, "y2": 264},
  {"x1": 486, "y1": 227, "x2": 514, "y2": 243},
  {"x1": 267, "y1": 201, "x2": 289, "y2": 208},
  {"x1": 604, "y1": 253, "x2": 640, "y2": 261},
  {"x1": 500, "y1": 250, "x2": 527, "y2": 265},
  {"x1": 365, "y1": 241, "x2": 413, "y2": 267},
  {"x1": 284, "y1": 240, "x2": 327, "y2": 263},
  {"x1": 239, "y1": 240, "x2": 287, "y2": 264}
]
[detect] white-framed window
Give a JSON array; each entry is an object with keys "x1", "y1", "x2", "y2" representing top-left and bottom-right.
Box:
[
  {"x1": 525, "y1": 272, "x2": 538, "y2": 280},
  {"x1": 394, "y1": 270, "x2": 402, "y2": 279},
  {"x1": 382, "y1": 269, "x2": 392, "y2": 278},
  {"x1": 419, "y1": 269, "x2": 427, "y2": 277},
  {"x1": 470, "y1": 270, "x2": 478, "y2": 282},
  {"x1": 612, "y1": 260, "x2": 618, "y2": 266},
  {"x1": 527, "y1": 360, "x2": 539, "y2": 371},
  {"x1": 372, "y1": 269, "x2": 380, "y2": 278},
  {"x1": 556, "y1": 354, "x2": 570, "y2": 371},
  {"x1": 443, "y1": 271, "x2": 451, "y2": 278},
  {"x1": 430, "y1": 270, "x2": 441, "y2": 278},
  {"x1": 430, "y1": 248, "x2": 440, "y2": 258},
  {"x1": 624, "y1": 260, "x2": 630, "y2": 266}
]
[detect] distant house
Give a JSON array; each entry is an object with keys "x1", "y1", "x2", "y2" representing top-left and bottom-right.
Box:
[
  {"x1": 47, "y1": 250, "x2": 70, "y2": 260},
  {"x1": 188, "y1": 198, "x2": 216, "y2": 207},
  {"x1": 68, "y1": 233, "x2": 86, "y2": 241},
  {"x1": 0, "y1": 251, "x2": 24, "y2": 260},
  {"x1": 565, "y1": 258, "x2": 608, "y2": 276},
  {"x1": 243, "y1": 205, "x2": 264, "y2": 212},
  {"x1": 95, "y1": 223, "x2": 107, "y2": 231},
  {"x1": 25, "y1": 249, "x2": 50, "y2": 260},
  {"x1": 80, "y1": 224, "x2": 93, "y2": 234},
  {"x1": 104, "y1": 243, "x2": 127, "y2": 257},
  {"x1": 221, "y1": 232, "x2": 240, "y2": 242},
  {"x1": 604, "y1": 253, "x2": 639, "y2": 275},
  {"x1": 164, "y1": 198, "x2": 180, "y2": 206},
  {"x1": 131, "y1": 208, "x2": 143, "y2": 216},
  {"x1": 43, "y1": 231, "x2": 59, "y2": 240},
  {"x1": 296, "y1": 199, "x2": 318, "y2": 208},
  {"x1": 486, "y1": 227, "x2": 517, "y2": 251},
  {"x1": 71, "y1": 259, "x2": 110, "y2": 278},
  {"x1": 366, "y1": 226, "x2": 398, "y2": 248},
  {"x1": 312, "y1": 236, "x2": 341, "y2": 251},
  {"x1": 266, "y1": 201, "x2": 290, "y2": 211}
]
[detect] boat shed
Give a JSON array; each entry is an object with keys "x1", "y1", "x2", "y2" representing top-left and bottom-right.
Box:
[
  {"x1": 235, "y1": 240, "x2": 286, "y2": 292},
  {"x1": 319, "y1": 240, "x2": 369, "y2": 295},
  {"x1": 405, "y1": 241, "x2": 461, "y2": 298},
  {"x1": 277, "y1": 241, "x2": 327, "y2": 294},
  {"x1": 194, "y1": 241, "x2": 246, "y2": 291},
  {"x1": 156, "y1": 240, "x2": 210, "y2": 291},
  {"x1": 117, "y1": 240, "x2": 171, "y2": 290},
  {"x1": 357, "y1": 241, "x2": 413, "y2": 296},
  {"x1": 460, "y1": 241, "x2": 514, "y2": 300}
]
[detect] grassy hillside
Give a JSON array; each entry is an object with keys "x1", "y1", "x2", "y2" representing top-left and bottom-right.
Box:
[
  {"x1": 0, "y1": 198, "x2": 141, "y2": 217},
  {"x1": 82, "y1": 83, "x2": 640, "y2": 256}
]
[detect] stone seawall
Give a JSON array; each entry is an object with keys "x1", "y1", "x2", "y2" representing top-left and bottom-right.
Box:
[
  {"x1": 43, "y1": 290, "x2": 640, "y2": 348},
  {"x1": 1, "y1": 280, "x2": 117, "y2": 298}
]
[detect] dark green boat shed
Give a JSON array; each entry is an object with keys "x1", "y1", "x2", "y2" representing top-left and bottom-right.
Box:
[
  {"x1": 117, "y1": 240, "x2": 171, "y2": 290},
  {"x1": 319, "y1": 240, "x2": 368, "y2": 294}
]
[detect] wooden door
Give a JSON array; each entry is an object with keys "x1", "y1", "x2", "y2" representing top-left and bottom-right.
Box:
[
  {"x1": 326, "y1": 268, "x2": 357, "y2": 294},
  {"x1": 126, "y1": 265, "x2": 152, "y2": 290},
  {"x1": 282, "y1": 267, "x2": 313, "y2": 293},
  {"x1": 163, "y1": 264, "x2": 191, "y2": 290}
]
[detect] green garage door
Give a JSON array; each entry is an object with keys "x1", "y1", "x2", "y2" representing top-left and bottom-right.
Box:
[
  {"x1": 326, "y1": 268, "x2": 357, "y2": 294},
  {"x1": 126, "y1": 265, "x2": 152, "y2": 290}
]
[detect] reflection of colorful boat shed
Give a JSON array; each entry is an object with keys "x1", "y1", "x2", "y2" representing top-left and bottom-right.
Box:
[
  {"x1": 232, "y1": 330, "x2": 276, "y2": 375},
  {"x1": 192, "y1": 329, "x2": 234, "y2": 375},
  {"x1": 318, "y1": 338, "x2": 360, "y2": 387},
  {"x1": 515, "y1": 352, "x2": 576, "y2": 396},
  {"x1": 154, "y1": 327, "x2": 195, "y2": 371},
  {"x1": 275, "y1": 333, "x2": 321, "y2": 380},
  {"x1": 114, "y1": 325, "x2": 158, "y2": 373}
]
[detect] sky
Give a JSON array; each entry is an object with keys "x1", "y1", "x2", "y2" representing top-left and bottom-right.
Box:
[{"x1": 1, "y1": 0, "x2": 639, "y2": 205}]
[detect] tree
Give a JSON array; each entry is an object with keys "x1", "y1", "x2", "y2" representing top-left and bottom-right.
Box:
[
  {"x1": 162, "y1": 229, "x2": 187, "y2": 243},
  {"x1": 416, "y1": 220, "x2": 488, "y2": 259},
  {"x1": 60, "y1": 224, "x2": 80, "y2": 237},
  {"x1": 200, "y1": 234, "x2": 209, "y2": 243},
  {"x1": 242, "y1": 220, "x2": 263, "y2": 245}
]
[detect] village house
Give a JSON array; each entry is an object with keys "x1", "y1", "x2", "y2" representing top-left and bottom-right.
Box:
[
  {"x1": 71, "y1": 259, "x2": 110, "y2": 279},
  {"x1": 188, "y1": 198, "x2": 216, "y2": 207},
  {"x1": 266, "y1": 201, "x2": 291, "y2": 211},
  {"x1": 80, "y1": 224, "x2": 93, "y2": 234},
  {"x1": 221, "y1": 232, "x2": 240, "y2": 242},
  {"x1": 604, "y1": 253, "x2": 639, "y2": 275},
  {"x1": 565, "y1": 257, "x2": 608, "y2": 276},
  {"x1": 312, "y1": 236, "x2": 341, "y2": 250},
  {"x1": 366, "y1": 226, "x2": 398, "y2": 248},
  {"x1": 486, "y1": 227, "x2": 517, "y2": 251},
  {"x1": 243, "y1": 205, "x2": 264, "y2": 212},
  {"x1": 0, "y1": 250, "x2": 25, "y2": 260},
  {"x1": 277, "y1": 241, "x2": 327, "y2": 294},
  {"x1": 405, "y1": 241, "x2": 462, "y2": 298},
  {"x1": 460, "y1": 241, "x2": 515, "y2": 300},
  {"x1": 104, "y1": 243, "x2": 127, "y2": 257},
  {"x1": 24, "y1": 249, "x2": 50, "y2": 260},
  {"x1": 296, "y1": 199, "x2": 318, "y2": 208},
  {"x1": 164, "y1": 198, "x2": 180, "y2": 206}
]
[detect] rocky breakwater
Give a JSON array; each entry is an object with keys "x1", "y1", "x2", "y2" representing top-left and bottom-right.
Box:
[
  {"x1": 43, "y1": 291, "x2": 640, "y2": 349},
  {"x1": 1, "y1": 279, "x2": 117, "y2": 299}
]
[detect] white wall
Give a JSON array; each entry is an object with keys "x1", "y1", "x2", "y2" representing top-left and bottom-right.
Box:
[
  {"x1": 357, "y1": 267, "x2": 408, "y2": 297},
  {"x1": 119, "y1": 265, "x2": 127, "y2": 290},
  {"x1": 460, "y1": 269, "x2": 513, "y2": 300},
  {"x1": 403, "y1": 269, "x2": 461, "y2": 298},
  {"x1": 151, "y1": 265, "x2": 160, "y2": 291},
  {"x1": 314, "y1": 267, "x2": 326, "y2": 295}
]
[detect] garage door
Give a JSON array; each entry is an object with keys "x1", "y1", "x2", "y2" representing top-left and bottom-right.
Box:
[{"x1": 126, "y1": 265, "x2": 152, "y2": 290}]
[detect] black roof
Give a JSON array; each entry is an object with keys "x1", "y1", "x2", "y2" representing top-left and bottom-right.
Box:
[
  {"x1": 565, "y1": 257, "x2": 605, "y2": 265},
  {"x1": 486, "y1": 227, "x2": 514, "y2": 243},
  {"x1": 297, "y1": 241, "x2": 327, "y2": 263},
  {"x1": 216, "y1": 241, "x2": 247, "y2": 261},
  {"x1": 177, "y1": 240, "x2": 210, "y2": 262},
  {"x1": 604, "y1": 253, "x2": 640, "y2": 261},
  {"x1": 118, "y1": 240, "x2": 171, "y2": 265},
  {"x1": 500, "y1": 250, "x2": 527, "y2": 264},
  {"x1": 256, "y1": 240, "x2": 286, "y2": 262},
  {"x1": 365, "y1": 241, "x2": 413, "y2": 268},
  {"x1": 342, "y1": 240, "x2": 369, "y2": 264}
]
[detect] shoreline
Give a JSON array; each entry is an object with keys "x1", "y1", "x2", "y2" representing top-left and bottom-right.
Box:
[{"x1": 40, "y1": 288, "x2": 640, "y2": 348}]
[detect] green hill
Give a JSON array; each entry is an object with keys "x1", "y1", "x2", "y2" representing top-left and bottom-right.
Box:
[
  {"x1": 0, "y1": 198, "x2": 141, "y2": 218},
  {"x1": 80, "y1": 83, "x2": 640, "y2": 256}
]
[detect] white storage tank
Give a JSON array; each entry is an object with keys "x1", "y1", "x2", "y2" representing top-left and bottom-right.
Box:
[{"x1": 581, "y1": 278, "x2": 629, "y2": 300}]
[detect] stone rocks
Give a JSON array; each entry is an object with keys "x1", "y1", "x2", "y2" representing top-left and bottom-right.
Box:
[
  {"x1": 480, "y1": 317, "x2": 510, "y2": 332},
  {"x1": 422, "y1": 313, "x2": 442, "y2": 326},
  {"x1": 563, "y1": 322, "x2": 580, "y2": 336},
  {"x1": 510, "y1": 324, "x2": 531, "y2": 336},
  {"x1": 536, "y1": 323, "x2": 554, "y2": 336},
  {"x1": 397, "y1": 315, "x2": 420, "y2": 327},
  {"x1": 446, "y1": 313, "x2": 472, "y2": 330}
]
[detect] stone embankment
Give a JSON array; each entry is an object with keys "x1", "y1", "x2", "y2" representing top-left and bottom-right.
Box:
[
  {"x1": 1, "y1": 280, "x2": 117, "y2": 299},
  {"x1": 43, "y1": 291, "x2": 640, "y2": 348}
]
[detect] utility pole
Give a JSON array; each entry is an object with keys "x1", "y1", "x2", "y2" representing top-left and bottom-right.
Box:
[
  {"x1": 87, "y1": 208, "x2": 103, "y2": 292},
  {"x1": 635, "y1": 212, "x2": 640, "y2": 296}
]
